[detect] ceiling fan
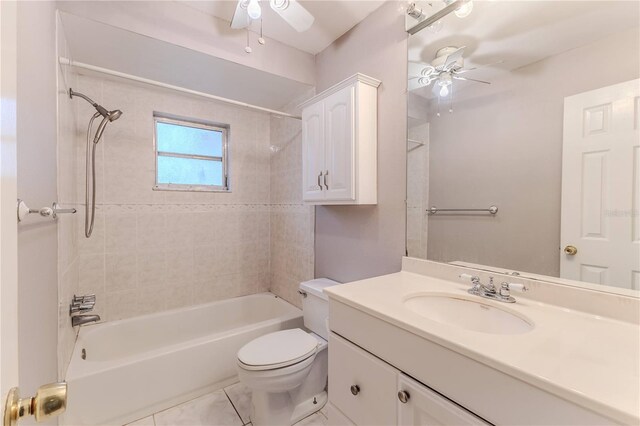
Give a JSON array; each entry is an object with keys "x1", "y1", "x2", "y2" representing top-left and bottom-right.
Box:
[
  {"x1": 408, "y1": 46, "x2": 501, "y2": 97},
  {"x1": 231, "y1": 0, "x2": 315, "y2": 33}
]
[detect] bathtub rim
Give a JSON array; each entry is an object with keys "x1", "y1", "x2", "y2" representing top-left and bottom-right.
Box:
[{"x1": 66, "y1": 292, "x2": 302, "y2": 379}]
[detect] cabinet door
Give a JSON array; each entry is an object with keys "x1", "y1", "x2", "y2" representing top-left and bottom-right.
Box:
[
  {"x1": 323, "y1": 86, "x2": 355, "y2": 201},
  {"x1": 329, "y1": 333, "x2": 397, "y2": 426},
  {"x1": 397, "y1": 374, "x2": 489, "y2": 426},
  {"x1": 302, "y1": 100, "x2": 325, "y2": 201}
]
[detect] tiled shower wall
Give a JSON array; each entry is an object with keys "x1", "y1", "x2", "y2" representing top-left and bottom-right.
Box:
[
  {"x1": 70, "y1": 73, "x2": 273, "y2": 322},
  {"x1": 57, "y1": 72, "x2": 315, "y2": 376}
]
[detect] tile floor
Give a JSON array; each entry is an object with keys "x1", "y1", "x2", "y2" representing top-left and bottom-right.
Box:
[{"x1": 125, "y1": 382, "x2": 328, "y2": 426}]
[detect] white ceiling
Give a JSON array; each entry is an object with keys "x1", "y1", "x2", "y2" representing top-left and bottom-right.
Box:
[
  {"x1": 182, "y1": 0, "x2": 386, "y2": 54},
  {"x1": 60, "y1": 12, "x2": 313, "y2": 110},
  {"x1": 409, "y1": 1, "x2": 640, "y2": 98}
]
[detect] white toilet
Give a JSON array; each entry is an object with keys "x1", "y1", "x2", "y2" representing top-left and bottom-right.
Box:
[{"x1": 236, "y1": 278, "x2": 339, "y2": 426}]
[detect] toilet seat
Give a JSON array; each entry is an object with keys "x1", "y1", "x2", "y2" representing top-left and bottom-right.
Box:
[{"x1": 237, "y1": 329, "x2": 318, "y2": 371}]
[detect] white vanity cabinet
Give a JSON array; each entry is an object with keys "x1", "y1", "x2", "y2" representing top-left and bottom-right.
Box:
[
  {"x1": 328, "y1": 333, "x2": 488, "y2": 426},
  {"x1": 300, "y1": 74, "x2": 380, "y2": 204},
  {"x1": 397, "y1": 374, "x2": 489, "y2": 426}
]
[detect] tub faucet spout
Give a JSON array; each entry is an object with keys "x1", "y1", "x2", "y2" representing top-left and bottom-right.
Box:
[{"x1": 72, "y1": 314, "x2": 100, "y2": 327}]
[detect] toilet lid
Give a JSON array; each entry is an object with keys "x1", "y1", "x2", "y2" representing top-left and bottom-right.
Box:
[{"x1": 237, "y1": 329, "x2": 318, "y2": 370}]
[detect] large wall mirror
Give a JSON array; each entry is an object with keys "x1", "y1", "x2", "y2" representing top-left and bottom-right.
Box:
[{"x1": 406, "y1": 1, "x2": 639, "y2": 293}]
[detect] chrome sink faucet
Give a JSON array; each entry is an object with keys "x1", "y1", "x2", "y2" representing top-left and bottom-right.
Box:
[
  {"x1": 460, "y1": 274, "x2": 528, "y2": 303},
  {"x1": 69, "y1": 295, "x2": 100, "y2": 326}
]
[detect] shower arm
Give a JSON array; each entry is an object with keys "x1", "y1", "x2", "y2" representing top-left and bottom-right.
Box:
[{"x1": 69, "y1": 88, "x2": 109, "y2": 117}]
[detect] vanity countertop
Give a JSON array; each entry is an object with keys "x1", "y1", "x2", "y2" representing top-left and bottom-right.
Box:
[{"x1": 324, "y1": 271, "x2": 640, "y2": 424}]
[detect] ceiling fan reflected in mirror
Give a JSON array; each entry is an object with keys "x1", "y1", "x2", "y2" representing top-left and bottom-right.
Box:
[
  {"x1": 231, "y1": 0, "x2": 315, "y2": 33},
  {"x1": 408, "y1": 46, "x2": 502, "y2": 113}
]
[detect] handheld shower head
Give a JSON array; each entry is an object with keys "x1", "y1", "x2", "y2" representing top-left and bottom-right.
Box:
[
  {"x1": 91, "y1": 110, "x2": 122, "y2": 143},
  {"x1": 108, "y1": 110, "x2": 123, "y2": 122},
  {"x1": 70, "y1": 88, "x2": 122, "y2": 122}
]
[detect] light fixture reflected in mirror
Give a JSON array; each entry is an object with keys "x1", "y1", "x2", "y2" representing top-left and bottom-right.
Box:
[
  {"x1": 406, "y1": 0, "x2": 473, "y2": 35},
  {"x1": 454, "y1": 1, "x2": 473, "y2": 17}
]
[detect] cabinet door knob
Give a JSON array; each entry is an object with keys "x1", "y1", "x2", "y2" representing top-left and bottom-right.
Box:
[
  {"x1": 350, "y1": 385, "x2": 360, "y2": 396},
  {"x1": 398, "y1": 390, "x2": 410, "y2": 403}
]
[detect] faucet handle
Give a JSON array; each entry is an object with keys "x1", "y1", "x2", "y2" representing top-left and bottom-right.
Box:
[
  {"x1": 459, "y1": 273, "x2": 480, "y2": 283},
  {"x1": 500, "y1": 282, "x2": 528, "y2": 297},
  {"x1": 72, "y1": 294, "x2": 96, "y2": 305},
  {"x1": 69, "y1": 303, "x2": 95, "y2": 315}
]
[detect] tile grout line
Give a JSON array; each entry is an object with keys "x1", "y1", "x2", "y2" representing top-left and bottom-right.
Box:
[{"x1": 223, "y1": 387, "x2": 247, "y2": 425}]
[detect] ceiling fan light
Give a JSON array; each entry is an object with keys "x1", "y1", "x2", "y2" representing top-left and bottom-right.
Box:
[
  {"x1": 439, "y1": 85, "x2": 450, "y2": 97},
  {"x1": 454, "y1": 0, "x2": 473, "y2": 18},
  {"x1": 247, "y1": 0, "x2": 262, "y2": 20}
]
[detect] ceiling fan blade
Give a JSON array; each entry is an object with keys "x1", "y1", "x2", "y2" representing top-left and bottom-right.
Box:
[
  {"x1": 443, "y1": 46, "x2": 466, "y2": 71},
  {"x1": 270, "y1": 0, "x2": 314, "y2": 32},
  {"x1": 453, "y1": 76, "x2": 491, "y2": 84},
  {"x1": 455, "y1": 60, "x2": 505, "y2": 74},
  {"x1": 231, "y1": 0, "x2": 250, "y2": 29}
]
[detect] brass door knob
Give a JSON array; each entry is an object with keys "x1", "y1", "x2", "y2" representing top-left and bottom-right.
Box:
[
  {"x1": 3, "y1": 383, "x2": 67, "y2": 426},
  {"x1": 564, "y1": 245, "x2": 578, "y2": 256}
]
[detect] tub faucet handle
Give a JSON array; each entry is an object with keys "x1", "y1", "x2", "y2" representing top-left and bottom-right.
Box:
[
  {"x1": 69, "y1": 302, "x2": 94, "y2": 315},
  {"x1": 73, "y1": 294, "x2": 95, "y2": 304}
]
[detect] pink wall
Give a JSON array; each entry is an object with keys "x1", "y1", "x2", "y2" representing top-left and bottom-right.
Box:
[{"x1": 314, "y1": 2, "x2": 408, "y2": 283}]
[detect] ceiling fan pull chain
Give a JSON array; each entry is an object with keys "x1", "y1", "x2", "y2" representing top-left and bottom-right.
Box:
[
  {"x1": 245, "y1": 27, "x2": 252, "y2": 53},
  {"x1": 258, "y1": 17, "x2": 265, "y2": 45}
]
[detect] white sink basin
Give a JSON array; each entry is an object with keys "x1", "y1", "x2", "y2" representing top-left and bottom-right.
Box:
[{"x1": 403, "y1": 293, "x2": 534, "y2": 335}]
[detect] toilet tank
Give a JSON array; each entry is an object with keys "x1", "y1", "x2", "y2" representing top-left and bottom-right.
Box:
[{"x1": 300, "y1": 278, "x2": 340, "y2": 340}]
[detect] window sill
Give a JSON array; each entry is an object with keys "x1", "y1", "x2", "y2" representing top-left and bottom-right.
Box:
[{"x1": 152, "y1": 184, "x2": 231, "y2": 193}]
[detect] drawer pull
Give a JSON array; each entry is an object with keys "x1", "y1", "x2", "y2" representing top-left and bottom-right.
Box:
[
  {"x1": 350, "y1": 385, "x2": 360, "y2": 396},
  {"x1": 397, "y1": 390, "x2": 410, "y2": 403}
]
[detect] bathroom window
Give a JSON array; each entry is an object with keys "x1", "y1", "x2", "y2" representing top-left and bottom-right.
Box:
[{"x1": 153, "y1": 113, "x2": 229, "y2": 192}]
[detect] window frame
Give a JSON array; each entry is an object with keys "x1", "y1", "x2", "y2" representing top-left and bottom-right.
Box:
[{"x1": 152, "y1": 113, "x2": 230, "y2": 192}]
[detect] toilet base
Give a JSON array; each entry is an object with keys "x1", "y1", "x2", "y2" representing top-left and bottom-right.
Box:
[
  {"x1": 291, "y1": 391, "x2": 327, "y2": 424},
  {"x1": 251, "y1": 390, "x2": 327, "y2": 426}
]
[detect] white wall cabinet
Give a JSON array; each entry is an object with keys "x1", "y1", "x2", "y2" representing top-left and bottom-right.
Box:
[
  {"x1": 328, "y1": 333, "x2": 488, "y2": 426},
  {"x1": 300, "y1": 74, "x2": 380, "y2": 204}
]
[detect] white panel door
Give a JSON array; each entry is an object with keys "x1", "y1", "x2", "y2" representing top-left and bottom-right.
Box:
[
  {"x1": 561, "y1": 79, "x2": 640, "y2": 289},
  {"x1": 1, "y1": 0, "x2": 20, "y2": 404},
  {"x1": 397, "y1": 374, "x2": 488, "y2": 426},
  {"x1": 302, "y1": 100, "x2": 325, "y2": 201},
  {"x1": 324, "y1": 86, "x2": 355, "y2": 201}
]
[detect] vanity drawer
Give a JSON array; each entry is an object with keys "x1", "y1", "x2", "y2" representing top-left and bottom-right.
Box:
[{"x1": 328, "y1": 332, "x2": 397, "y2": 425}]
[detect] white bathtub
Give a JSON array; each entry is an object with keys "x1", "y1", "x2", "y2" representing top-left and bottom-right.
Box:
[{"x1": 62, "y1": 293, "x2": 303, "y2": 426}]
